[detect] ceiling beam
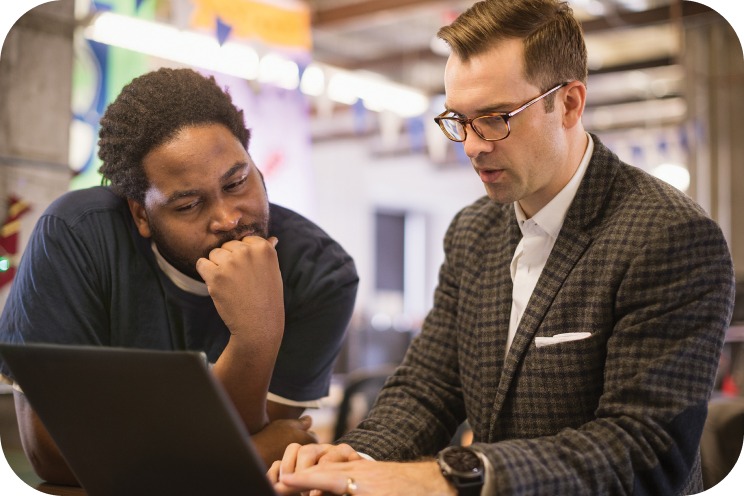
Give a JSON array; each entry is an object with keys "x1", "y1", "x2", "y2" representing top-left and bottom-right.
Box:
[
  {"x1": 312, "y1": 0, "x2": 714, "y2": 30},
  {"x1": 580, "y1": 1, "x2": 712, "y2": 33},
  {"x1": 312, "y1": 0, "x2": 452, "y2": 27},
  {"x1": 313, "y1": 2, "x2": 717, "y2": 73}
]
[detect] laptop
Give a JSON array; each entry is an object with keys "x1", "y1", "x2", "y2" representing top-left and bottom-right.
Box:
[{"x1": 0, "y1": 343, "x2": 278, "y2": 496}]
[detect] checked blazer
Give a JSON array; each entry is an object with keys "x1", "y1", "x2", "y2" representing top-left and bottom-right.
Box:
[{"x1": 341, "y1": 136, "x2": 735, "y2": 495}]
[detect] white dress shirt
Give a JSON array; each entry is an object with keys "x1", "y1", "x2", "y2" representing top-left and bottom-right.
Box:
[
  {"x1": 475, "y1": 134, "x2": 595, "y2": 495},
  {"x1": 505, "y1": 134, "x2": 594, "y2": 355}
]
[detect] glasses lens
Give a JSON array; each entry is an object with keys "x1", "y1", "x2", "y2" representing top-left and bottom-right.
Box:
[
  {"x1": 473, "y1": 115, "x2": 508, "y2": 140},
  {"x1": 440, "y1": 118, "x2": 466, "y2": 141}
]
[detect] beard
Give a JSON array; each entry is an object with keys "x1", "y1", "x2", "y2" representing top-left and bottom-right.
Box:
[{"x1": 149, "y1": 218, "x2": 270, "y2": 282}]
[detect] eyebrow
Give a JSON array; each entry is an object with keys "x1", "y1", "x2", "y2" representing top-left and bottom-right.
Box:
[
  {"x1": 164, "y1": 161, "x2": 249, "y2": 205},
  {"x1": 445, "y1": 102, "x2": 516, "y2": 117},
  {"x1": 220, "y1": 161, "x2": 249, "y2": 183}
]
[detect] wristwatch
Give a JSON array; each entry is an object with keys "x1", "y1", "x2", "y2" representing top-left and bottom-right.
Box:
[{"x1": 436, "y1": 445, "x2": 485, "y2": 496}]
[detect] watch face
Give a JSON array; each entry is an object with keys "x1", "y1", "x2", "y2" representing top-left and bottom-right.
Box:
[{"x1": 441, "y1": 446, "x2": 483, "y2": 477}]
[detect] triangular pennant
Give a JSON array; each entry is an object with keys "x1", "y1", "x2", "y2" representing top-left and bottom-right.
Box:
[{"x1": 216, "y1": 16, "x2": 233, "y2": 46}]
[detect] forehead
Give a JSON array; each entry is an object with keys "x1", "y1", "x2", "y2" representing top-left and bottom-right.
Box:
[
  {"x1": 444, "y1": 38, "x2": 533, "y2": 113},
  {"x1": 142, "y1": 124, "x2": 250, "y2": 189}
]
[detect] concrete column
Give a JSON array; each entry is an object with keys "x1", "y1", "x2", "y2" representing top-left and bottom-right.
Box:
[
  {"x1": 683, "y1": 10, "x2": 744, "y2": 280},
  {"x1": 0, "y1": 0, "x2": 74, "y2": 306}
]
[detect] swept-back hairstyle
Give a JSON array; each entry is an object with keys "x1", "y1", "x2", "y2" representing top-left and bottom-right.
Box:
[
  {"x1": 437, "y1": 0, "x2": 587, "y2": 107},
  {"x1": 98, "y1": 68, "x2": 250, "y2": 204}
]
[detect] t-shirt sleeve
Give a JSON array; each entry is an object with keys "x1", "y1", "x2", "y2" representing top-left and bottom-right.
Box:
[
  {"x1": 0, "y1": 213, "x2": 110, "y2": 380},
  {"x1": 269, "y1": 206, "x2": 359, "y2": 402}
]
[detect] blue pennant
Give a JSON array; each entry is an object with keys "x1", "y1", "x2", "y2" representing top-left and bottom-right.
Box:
[
  {"x1": 135, "y1": 0, "x2": 145, "y2": 11},
  {"x1": 216, "y1": 17, "x2": 232, "y2": 46}
]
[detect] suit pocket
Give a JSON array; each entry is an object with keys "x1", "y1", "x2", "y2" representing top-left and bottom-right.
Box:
[{"x1": 534, "y1": 332, "x2": 592, "y2": 348}]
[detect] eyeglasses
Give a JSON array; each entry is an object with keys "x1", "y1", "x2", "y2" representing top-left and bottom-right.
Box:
[{"x1": 434, "y1": 82, "x2": 568, "y2": 142}]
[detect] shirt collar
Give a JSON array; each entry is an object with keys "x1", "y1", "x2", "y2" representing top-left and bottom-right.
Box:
[
  {"x1": 151, "y1": 242, "x2": 210, "y2": 296},
  {"x1": 514, "y1": 133, "x2": 594, "y2": 239}
]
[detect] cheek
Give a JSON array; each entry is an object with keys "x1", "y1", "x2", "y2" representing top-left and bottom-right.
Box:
[{"x1": 151, "y1": 214, "x2": 203, "y2": 247}]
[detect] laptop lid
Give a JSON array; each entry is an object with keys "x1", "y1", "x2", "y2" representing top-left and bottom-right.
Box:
[{"x1": 0, "y1": 343, "x2": 277, "y2": 496}]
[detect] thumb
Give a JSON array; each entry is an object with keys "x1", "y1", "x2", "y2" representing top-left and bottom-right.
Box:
[
  {"x1": 268, "y1": 236, "x2": 278, "y2": 248},
  {"x1": 195, "y1": 257, "x2": 211, "y2": 279},
  {"x1": 298, "y1": 415, "x2": 313, "y2": 430}
]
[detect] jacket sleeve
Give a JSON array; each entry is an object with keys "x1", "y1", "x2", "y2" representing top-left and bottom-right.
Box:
[{"x1": 339, "y1": 207, "x2": 470, "y2": 459}]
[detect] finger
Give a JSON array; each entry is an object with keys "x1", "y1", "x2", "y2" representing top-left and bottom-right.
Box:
[
  {"x1": 279, "y1": 442, "x2": 303, "y2": 477},
  {"x1": 206, "y1": 245, "x2": 231, "y2": 263},
  {"x1": 318, "y1": 444, "x2": 361, "y2": 464},
  {"x1": 267, "y1": 460, "x2": 281, "y2": 484},
  {"x1": 295, "y1": 444, "x2": 330, "y2": 472},
  {"x1": 208, "y1": 237, "x2": 266, "y2": 263},
  {"x1": 295, "y1": 415, "x2": 319, "y2": 443},
  {"x1": 272, "y1": 481, "x2": 308, "y2": 495},
  {"x1": 236, "y1": 234, "x2": 276, "y2": 247},
  {"x1": 279, "y1": 470, "x2": 350, "y2": 495},
  {"x1": 298, "y1": 415, "x2": 313, "y2": 430},
  {"x1": 195, "y1": 257, "x2": 215, "y2": 279}
]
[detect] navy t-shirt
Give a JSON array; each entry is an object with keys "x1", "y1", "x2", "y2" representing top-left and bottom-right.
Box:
[{"x1": 0, "y1": 187, "x2": 358, "y2": 402}]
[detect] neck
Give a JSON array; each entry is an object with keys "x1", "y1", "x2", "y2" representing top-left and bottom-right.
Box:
[{"x1": 518, "y1": 129, "x2": 589, "y2": 219}]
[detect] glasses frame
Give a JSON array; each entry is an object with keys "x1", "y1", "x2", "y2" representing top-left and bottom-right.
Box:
[{"x1": 434, "y1": 82, "x2": 569, "y2": 143}]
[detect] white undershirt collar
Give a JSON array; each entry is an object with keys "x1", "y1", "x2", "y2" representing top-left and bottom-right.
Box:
[{"x1": 151, "y1": 242, "x2": 210, "y2": 296}]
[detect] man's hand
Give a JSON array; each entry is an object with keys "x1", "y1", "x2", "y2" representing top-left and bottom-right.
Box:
[
  {"x1": 273, "y1": 458, "x2": 455, "y2": 496},
  {"x1": 253, "y1": 416, "x2": 319, "y2": 468},
  {"x1": 196, "y1": 236, "x2": 284, "y2": 341},
  {"x1": 268, "y1": 442, "x2": 362, "y2": 485},
  {"x1": 197, "y1": 236, "x2": 285, "y2": 433}
]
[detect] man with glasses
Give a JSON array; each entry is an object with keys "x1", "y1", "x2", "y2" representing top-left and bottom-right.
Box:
[{"x1": 271, "y1": 1, "x2": 734, "y2": 495}]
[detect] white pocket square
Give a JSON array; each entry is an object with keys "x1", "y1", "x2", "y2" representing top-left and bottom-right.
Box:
[{"x1": 535, "y1": 332, "x2": 592, "y2": 348}]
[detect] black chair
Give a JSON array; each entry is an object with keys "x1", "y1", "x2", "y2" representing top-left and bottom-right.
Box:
[
  {"x1": 333, "y1": 364, "x2": 397, "y2": 441},
  {"x1": 701, "y1": 396, "x2": 744, "y2": 489}
]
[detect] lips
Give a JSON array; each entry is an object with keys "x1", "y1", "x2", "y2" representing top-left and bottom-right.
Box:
[{"x1": 477, "y1": 168, "x2": 504, "y2": 183}]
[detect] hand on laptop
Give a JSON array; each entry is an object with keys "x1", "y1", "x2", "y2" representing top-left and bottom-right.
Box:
[
  {"x1": 267, "y1": 442, "x2": 362, "y2": 485},
  {"x1": 268, "y1": 443, "x2": 450, "y2": 496}
]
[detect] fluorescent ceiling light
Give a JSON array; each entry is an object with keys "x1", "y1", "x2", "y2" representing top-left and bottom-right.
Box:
[
  {"x1": 327, "y1": 69, "x2": 428, "y2": 117},
  {"x1": 651, "y1": 163, "x2": 690, "y2": 192},
  {"x1": 300, "y1": 64, "x2": 325, "y2": 97},
  {"x1": 258, "y1": 53, "x2": 299, "y2": 90},
  {"x1": 83, "y1": 11, "x2": 429, "y2": 117},
  {"x1": 84, "y1": 12, "x2": 259, "y2": 80}
]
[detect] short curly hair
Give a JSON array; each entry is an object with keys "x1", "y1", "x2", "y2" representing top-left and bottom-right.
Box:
[{"x1": 98, "y1": 68, "x2": 250, "y2": 204}]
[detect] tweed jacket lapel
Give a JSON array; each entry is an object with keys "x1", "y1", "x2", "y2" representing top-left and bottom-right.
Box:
[
  {"x1": 487, "y1": 136, "x2": 620, "y2": 437},
  {"x1": 471, "y1": 205, "x2": 521, "y2": 433}
]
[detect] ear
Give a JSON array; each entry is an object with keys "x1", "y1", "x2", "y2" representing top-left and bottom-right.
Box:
[
  {"x1": 127, "y1": 198, "x2": 152, "y2": 238},
  {"x1": 561, "y1": 81, "x2": 586, "y2": 129}
]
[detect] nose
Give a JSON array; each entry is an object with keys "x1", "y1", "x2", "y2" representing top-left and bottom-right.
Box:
[
  {"x1": 462, "y1": 130, "x2": 495, "y2": 159},
  {"x1": 209, "y1": 198, "x2": 241, "y2": 233}
]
